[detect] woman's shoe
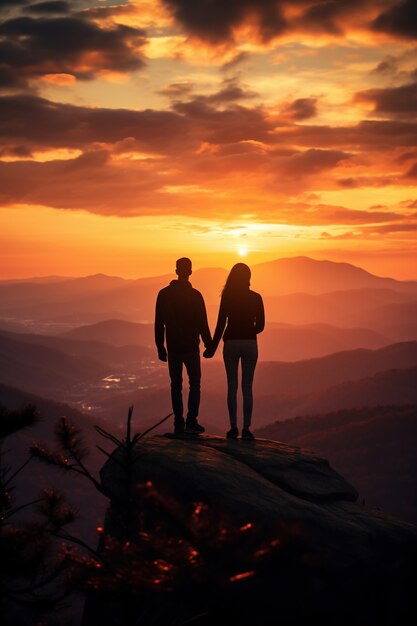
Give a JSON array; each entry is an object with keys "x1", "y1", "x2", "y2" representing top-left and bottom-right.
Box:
[
  {"x1": 241, "y1": 428, "x2": 255, "y2": 440},
  {"x1": 226, "y1": 427, "x2": 239, "y2": 439}
]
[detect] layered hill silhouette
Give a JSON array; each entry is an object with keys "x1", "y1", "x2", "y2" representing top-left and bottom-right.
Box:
[
  {"x1": 0, "y1": 310, "x2": 406, "y2": 362},
  {"x1": 93, "y1": 343, "x2": 417, "y2": 428},
  {"x1": 0, "y1": 273, "x2": 127, "y2": 315},
  {"x1": 62, "y1": 318, "x2": 392, "y2": 361},
  {"x1": 0, "y1": 332, "x2": 107, "y2": 397},
  {"x1": 0, "y1": 328, "x2": 152, "y2": 360},
  {"x1": 252, "y1": 341, "x2": 417, "y2": 395},
  {"x1": 1, "y1": 258, "x2": 416, "y2": 338},
  {"x1": 1, "y1": 257, "x2": 415, "y2": 366},
  {"x1": 261, "y1": 287, "x2": 416, "y2": 332},
  {"x1": 249, "y1": 256, "x2": 417, "y2": 295},
  {"x1": 0, "y1": 329, "x2": 153, "y2": 398},
  {"x1": 63, "y1": 319, "x2": 154, "y2": 347},
  {"x1": 2, "y1": 324, "x2": 415, "y2": 425},
  {"x1": 259, "y1": 322, "x2": 389, "y2": 360},
  {"x1": 283, "y1": 366, "x2": 417, "y2": 417},
  {"x1": 95, "y1": 363, "x2": 417, "y2": 431},
  {"x1": 255, "y1": 405, "x2": 417, "y2": 524}
]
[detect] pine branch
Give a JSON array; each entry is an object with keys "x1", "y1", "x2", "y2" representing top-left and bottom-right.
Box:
[
  {"x1": 55, "y1": 417, "x2": 89, "y2": 461},
  {"x1": 37, "y1": 488, "x2": 78, "y2": 531},
  {"x1": 4, "y1": 455, "x2": 33, "y2": 488},
  {"x1": 31, "y1": 425, "x2": 105, "y2": 495},
  {"x1": 30, "y1": 443, "x2": 74, "y2": 469},
  {"x1": 0, "y1": 404, "x2": 39, "y2": 439},
  {"x1": 66, "y1": 449, "x2": 103, "y2": 493},
  {"x1": 54, "y1": 530, "x2": 103, "y2": 562},
  {"x1": 3, "y1": 497, "x2": 45, "y2": 521}
]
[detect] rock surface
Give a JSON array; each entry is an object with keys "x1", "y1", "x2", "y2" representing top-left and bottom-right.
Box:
[
  {"x1": 84, "y1": 434, "x2": 417, "y2": 626},
  {"x1": 100, "y1": 434, "x2": 415, "y2": 565}
]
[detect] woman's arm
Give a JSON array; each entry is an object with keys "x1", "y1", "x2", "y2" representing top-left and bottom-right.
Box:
[
  {"x1": 207, "y1": 296, "x2": 227, "y2": 356},
  {"x1": 255, "y1": 294, "x2": 265, "y2": 334}
]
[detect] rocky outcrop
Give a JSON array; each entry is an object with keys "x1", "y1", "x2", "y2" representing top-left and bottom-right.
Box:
[
  {"x1": 103, "y1": 434, "x2": 359, "y2": 504},
  {"x1": 101, "y1": 434, "x2": 414, "y2": 561},
  {"x1": 84, "y1": 434, "x2": 416, "y2": 626}
]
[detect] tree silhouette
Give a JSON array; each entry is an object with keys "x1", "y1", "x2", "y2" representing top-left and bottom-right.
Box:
[{"x1": 0, "y1": 405, "x2": 79, "y2": 625}]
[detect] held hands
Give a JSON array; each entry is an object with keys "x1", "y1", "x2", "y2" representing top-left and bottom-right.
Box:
[
  {"x1": 203, "y1": 342, "x2": 215, "y2": 359},
  {"x1": 157, "y1": 347, "x2": 167, "y2": 362},
  {"x1": 159, "y1": 345, "x2": 215, "y2": 360}
]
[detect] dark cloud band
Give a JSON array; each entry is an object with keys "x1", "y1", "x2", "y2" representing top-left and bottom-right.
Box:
[
  {"x1": 0, "y1": 10, "x2": 146, "y2": 90},
  {"x1": 355, "y1": 82, "x2": 417, "y2": 119},
  {"x1": 162, "y1": 0, "x2": 416, "y2": 43}
]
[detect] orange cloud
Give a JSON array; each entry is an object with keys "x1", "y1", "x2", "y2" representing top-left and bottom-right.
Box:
[
  {"x1": 0, "y1": 90, "x2": 416, "y2": 220},
  {"x1": 40, "y1": 73, "x2": 77, "y2": 85}
]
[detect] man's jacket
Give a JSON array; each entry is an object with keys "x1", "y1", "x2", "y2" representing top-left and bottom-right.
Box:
[{"x1": 155, "y1": 280, "x2": 212, "y2": 354}]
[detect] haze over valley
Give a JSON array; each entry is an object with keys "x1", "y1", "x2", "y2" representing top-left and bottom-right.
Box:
[{"x1": 1, "y1": 256, "x2": 416, "y2": 524}]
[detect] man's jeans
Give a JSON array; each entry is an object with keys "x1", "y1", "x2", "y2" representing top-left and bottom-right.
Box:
[
  {"x1": 168, "y1": 350, "x2": 201, "y2": 423},
  {"x1": 223, "y1": 339, "x2": 258, "y2": 429}
]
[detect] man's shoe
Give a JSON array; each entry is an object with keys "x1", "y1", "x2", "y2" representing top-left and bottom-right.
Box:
[
  {"x1": 226, "y1": 427, "x2": 239, "y2": 439},
  {"x1": 241, "y1": 428, "x2": 255, "y2": 440},
  {"x1": 174, "y1": 419, "x2": 185, "y2": 434},
  {"x1": 185, "y1": 419, "x2": 205, "y2": 434}
]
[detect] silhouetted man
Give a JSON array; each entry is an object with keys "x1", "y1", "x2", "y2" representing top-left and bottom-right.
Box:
[{"x1": 155, "y1": 257, "x2": 212, "y2": 434}]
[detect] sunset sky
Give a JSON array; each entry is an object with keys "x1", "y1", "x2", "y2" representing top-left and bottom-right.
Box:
[{"x1": 1, "y1": 0, "x2": 416, "y2": 279}]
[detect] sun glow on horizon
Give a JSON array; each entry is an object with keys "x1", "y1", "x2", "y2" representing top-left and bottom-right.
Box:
[
  {"x1": 0, "y1": 0, "x2": 416, "y2": 282},
  {"x1": 0, "y1": 204, "x2": 416, "y2": 281}
]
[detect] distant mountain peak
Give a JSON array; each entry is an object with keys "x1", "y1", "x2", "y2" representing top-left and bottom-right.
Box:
[
  {"x1": 255, "y1": 255, "x2": 373, "y2": 274},
  {"x1": 68, "y1": 273, "x2": 128, "y2": 283}
]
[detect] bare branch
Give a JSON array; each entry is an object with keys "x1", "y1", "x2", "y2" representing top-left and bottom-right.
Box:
[
  {"x1": 136, "y1": 413, "x2": 173, "y2": 441},
  {"x1": 94, "y1": 425, "x2": 123, "y2": 448}
]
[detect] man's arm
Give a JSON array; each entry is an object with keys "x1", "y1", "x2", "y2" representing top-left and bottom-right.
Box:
[
  {"x1": 198, "y1": 293, "x2": 212, "y2": 349},
  {"x1": 154, "y1": 291, "x2": 167, "y2": 361}
]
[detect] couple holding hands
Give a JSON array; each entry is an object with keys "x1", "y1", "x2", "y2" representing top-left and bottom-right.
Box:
[{"x1": 155, "y1": 257, "x2": 265, "y2": 440}]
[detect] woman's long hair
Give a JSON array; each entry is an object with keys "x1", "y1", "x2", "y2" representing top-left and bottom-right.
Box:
[{"x1": 222, "y1": 263, "x2": 251, "y2": 297}]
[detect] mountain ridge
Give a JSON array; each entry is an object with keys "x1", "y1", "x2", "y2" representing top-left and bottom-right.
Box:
[
  {"x1": 1, "y1": 257, "x2": 416, "y2": 333},
  {"x1": 1, "y1": 256, "x2": 416, "y2": 288}
]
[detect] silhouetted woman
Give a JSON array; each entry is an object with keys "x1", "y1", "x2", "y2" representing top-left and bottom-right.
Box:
[{"x1": 204, "y1": 263, "x2": 265, "y2": 439}]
